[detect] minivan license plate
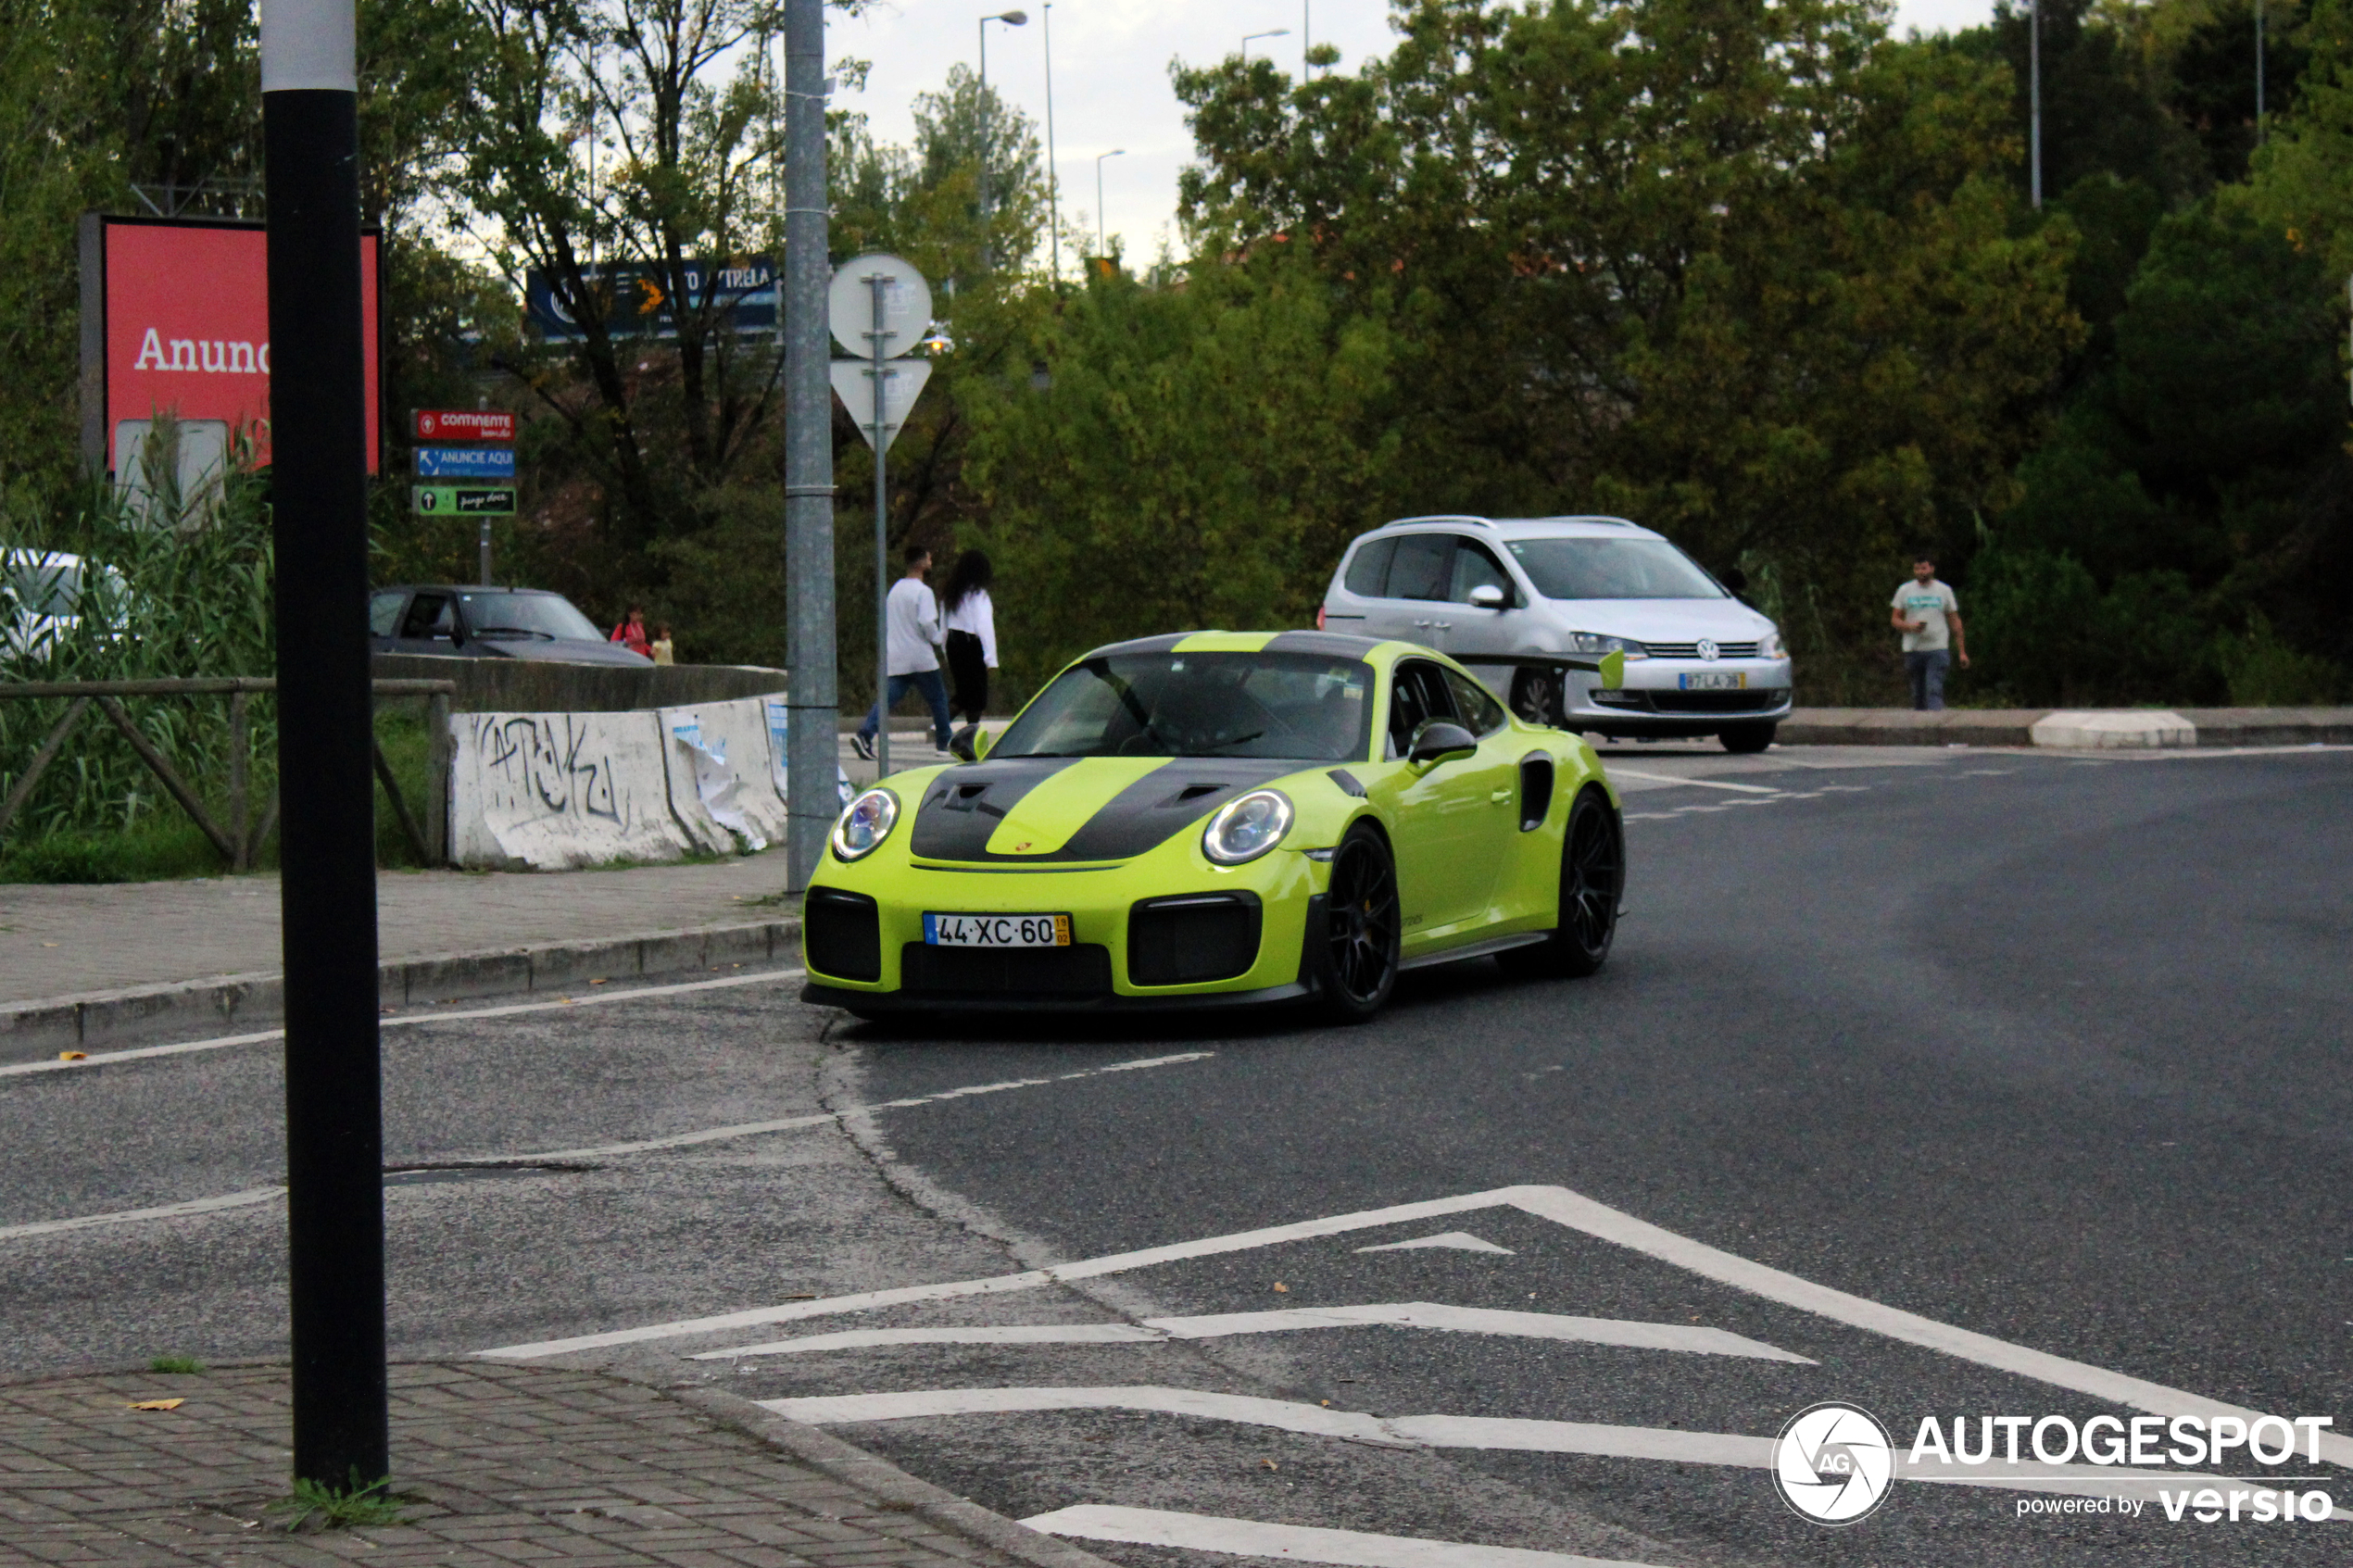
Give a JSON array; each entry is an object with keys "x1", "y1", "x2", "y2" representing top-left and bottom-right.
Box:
[
  {"x1": 1679, "y1": 671, "x2": 1747, "y2": 691},
  {"x1": 924, "y1": 912, "x2": 1072, "y2": 947}
]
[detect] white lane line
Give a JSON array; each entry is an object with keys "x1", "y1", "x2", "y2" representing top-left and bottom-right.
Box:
[
  {"x1": 488, "y1": 1182, "x2": 2353, "y2": 1474},
  {"x1": 1021, "y1": 1505, "x2": 1668, "y2": 1568},
  {"x1": 0, "y1": 1185, "x2": 287, "y2": 1242},
  {"x1": 693, "y1": 1302, "x2": 1812, "y2": 1363},
  {"x1": 774, "y1": 1386, "x2": 2326, "y2": 1506},
  {"x1": 2, "y1": 1052, "x2": 1214, "y2": 1245},
  {"x1": 1357, "y1": 1230, "x2": 1513, "y2": 1254},
  {"x1": 0, "y1": 966, "x2": 812, "y2": 1080},
  {"x1": 481, "y1": 1189, "x2": 1518, "y2": 1358},
  {"x1": 1601, "y1": 769, "x2": 1780, "y2": 795}
]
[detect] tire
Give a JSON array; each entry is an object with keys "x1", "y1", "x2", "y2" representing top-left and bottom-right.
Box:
[
  {"x1": 1718, "y1": 721, "x2": 1777, "y2": 754},
  {"x1": 1315, "y1": 822, "x2": 1402, "y2": 1022},
  {"x1": 1510, "y1": 667, "x2": 1565, "y2": 729},
  {"x1": 1498, "y1": 787, "x2": 1623, "y2": 981}
]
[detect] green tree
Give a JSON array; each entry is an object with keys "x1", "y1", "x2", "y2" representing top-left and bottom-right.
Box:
[{"x1": 958, "y1": 255, "x2": 1398, "y2": 691}]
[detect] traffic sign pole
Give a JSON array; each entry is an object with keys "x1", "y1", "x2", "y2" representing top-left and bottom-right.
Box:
[
  {"x1": 871, "y1": 270, "x2": 892, "y2": 781},
  {"x1": 261, "y1": 0, "x2": 387, "y2": 1490}
]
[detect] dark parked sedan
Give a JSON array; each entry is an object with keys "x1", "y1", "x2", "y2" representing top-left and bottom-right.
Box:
[{"x1": 368, "y1": 584, "x2": 652, "y2": 667}]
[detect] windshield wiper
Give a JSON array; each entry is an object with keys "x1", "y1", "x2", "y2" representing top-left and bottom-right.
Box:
[
  {"x1": 1190, "y1": 731, "x2": 1266, "y2": 754},
  {"x1": 470, "y1": 625, "x2": 558, "y2": 640}
]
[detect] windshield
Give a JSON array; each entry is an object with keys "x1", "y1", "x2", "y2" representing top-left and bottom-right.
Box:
[
  {"x1": 1504, "y1": 536, "x2": 1725, "y2": 600},
  {"x1": 458, "y1": 592, "x2": 603, "y2": 641},
  {"x1": 992, "y1": 651, "x2": 1374, "y2": 762}
]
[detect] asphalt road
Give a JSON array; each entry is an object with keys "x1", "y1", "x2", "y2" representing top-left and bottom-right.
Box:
[{"x1": 4, "y1": 744, "x2": 2347, "y2": 1568}]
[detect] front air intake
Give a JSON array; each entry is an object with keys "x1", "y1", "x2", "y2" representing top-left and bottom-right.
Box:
[
  {"x1": 805, "y1": 888, "x2": 882, "y2": 981},
  {"x1": 1127, "y1": 893, "x2": 1263, "y2": 986}
]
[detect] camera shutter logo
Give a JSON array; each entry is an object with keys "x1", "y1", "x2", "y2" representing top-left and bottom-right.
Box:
[{"x1": 1773, "y1": 1402, "x2": 1894, "y2": 1524}]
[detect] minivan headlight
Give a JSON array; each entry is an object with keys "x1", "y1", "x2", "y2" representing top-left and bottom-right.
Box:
[
  {"x1": 830, "y1": 788, "x2": 900, "y2": 860},
  {"x1": 1565, "y1": 631, "x2": 1648, "y2": 659},
  {"x1": 1202, "y1": 789, "x2": 1293, "y2": 865},
  {"x1": 1756, "y1": 628, "x2": 1784, "y2": 659}
]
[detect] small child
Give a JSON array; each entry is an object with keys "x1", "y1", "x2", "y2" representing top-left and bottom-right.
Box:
[{"x1": 650, "y1": 624, "x2": 675, "y2": 665}]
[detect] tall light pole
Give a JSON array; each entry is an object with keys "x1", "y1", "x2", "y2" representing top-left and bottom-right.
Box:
[
  {"x1": 977, "y1": 10, "x2": 1026, "y2": 272},
  {"x1": 782, "y1": 0, "x2": 836, "y2": 887},
  {"x1": 2028, "y1": 0, "x2": 2042, "y2": 208},
  {"x1": 1242, "y1": 27, "x2": 1289, "y2": 60},
  {"x1": 1095, "y1": 148, "x2": 1124, "y2": 259},
  {"x1": 2257, "y1": 0, "x2": 2267, "y2": 140},
  {"x1": 1302, "y1": 0, "x2": 1310, "y2": 76},
  {"x1": 259, "y1": 0, "x2": 385, "y2": 1487},
  {"x1": 1043, "y1": 4, "x2": 1060, "y2": 285}
]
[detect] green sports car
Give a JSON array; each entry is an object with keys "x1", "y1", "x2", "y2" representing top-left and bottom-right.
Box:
[{"x1": 800, "y1": 630, "x2": 1626, "y2": 1022}]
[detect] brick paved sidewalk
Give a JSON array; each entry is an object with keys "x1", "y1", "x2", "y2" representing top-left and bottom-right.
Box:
[{"x1": 0, "y1": 1360, "x2": 1108, "y2": 1568}]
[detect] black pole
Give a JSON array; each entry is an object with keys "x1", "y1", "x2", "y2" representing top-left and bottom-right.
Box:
[{"x1": 262, "y1": 0, "x2": 388, "y2": 1486}]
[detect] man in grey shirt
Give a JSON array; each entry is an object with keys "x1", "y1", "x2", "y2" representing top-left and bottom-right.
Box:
[{"x1": 1891, "y1": 553, "x2": 1969, "y2": 711}]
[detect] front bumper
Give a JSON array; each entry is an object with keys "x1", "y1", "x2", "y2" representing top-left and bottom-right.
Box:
[
  {"x1": 801, "y1": 847, "x2": 1328, "y2": 1012},
  {"x1": 1566, "y1": 659, "x2": 1792, "y2": 734}
]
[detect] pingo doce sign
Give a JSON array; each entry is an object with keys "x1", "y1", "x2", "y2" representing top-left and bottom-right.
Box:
[{"x1": 80, "y1": 214, "x2": 383, "y2": 476}]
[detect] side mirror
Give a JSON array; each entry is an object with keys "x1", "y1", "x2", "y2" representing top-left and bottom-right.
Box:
[
  {"x1": 949, "y1": 724, "x2": 991, "y2": 762},
  {"x1": 1721, "y1": 567, "x2": 1748, "y2": 596},
  {"x1": 1467, "y1": 583, "x2": 1507, "y2": 610},
  {"x1": 1408, "y1": 721, "x2": 1479, "y2": 766}
]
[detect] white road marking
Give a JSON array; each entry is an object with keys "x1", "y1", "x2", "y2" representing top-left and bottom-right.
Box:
[
  {"x1": 1, "y1": 1053, "x2": 1213, "y2": 1246},
  {"x1": 485, "y1": 1182, "x2": 2353, "y2": 1474},
  {"x1": 1602, "y1": 769, "x2": 1780, "y2": 795},
  {"x1": 1020, "y1": 1504, "x2": 1668, "y2": 1568},
  {"x1": 776, "y1": 1386, "x2": 2332, "y2": 1506},
  {"x1": 0, "y1": 1185, "x2": 286, "y2": 1242},
  {"x1": 1356, "y1": 1231, "x2": 1513, "y2": 1255},
  {"x1": 0, "y1": 966, "x2": 813, "y2": 1080},
  {"x1": 693, "y1": 1302, "x2": 1811, "y2": 1363}
]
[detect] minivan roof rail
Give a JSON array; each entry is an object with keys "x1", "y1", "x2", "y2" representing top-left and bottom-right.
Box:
[{"x1": 1384, "y1": 514, "x2": 1496, "y2": 529}]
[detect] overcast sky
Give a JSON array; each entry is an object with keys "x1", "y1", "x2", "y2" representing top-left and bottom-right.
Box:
[{"x1": 826, "y1": 0, "x2": 2001, "y2": 272}]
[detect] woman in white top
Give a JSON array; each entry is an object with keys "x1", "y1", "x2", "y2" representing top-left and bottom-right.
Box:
[{"x1": 940, "y1": 549, "x2": 998, "y2": 724}]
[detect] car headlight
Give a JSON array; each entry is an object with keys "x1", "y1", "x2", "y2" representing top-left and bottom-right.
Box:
[
  {"x1": 1565, "y1": 631, "x2": 1648, "y2": 659},
  {"x1": 830, "y1": 787, "x2": 900, "y2": 860},
  {"x1": 1202, "y1": 789, "x2": 1293, "y2": 865},
  {"x1": 1756, "y1": 628, "x2": 1784, "y2": 659}
]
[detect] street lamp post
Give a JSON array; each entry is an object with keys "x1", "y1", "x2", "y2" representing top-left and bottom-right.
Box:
[
  {"x1": 1302, "y1": 0, "x2": 1310, "y2": 76},
  {"x1": 1242, "y1": 27, "x2": 1289, "y2": 60},
  {"x1": 2028, "y1": 0, "x2": 2042, "y2": 208},
  {"x1": 1043, "y1": 4, "x2": 1060, "y2": 285},
  {"x1": 1095, "y1": 148, "x2": 1124, "y2": 260},
  {"x1": 977, "y1": 10, "x2": 1027, "y2": 273}
]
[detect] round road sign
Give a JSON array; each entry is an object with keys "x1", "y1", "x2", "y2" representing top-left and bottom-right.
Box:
[{"x1": 827, "y1": 255, "x2": 934, "y2": 362}]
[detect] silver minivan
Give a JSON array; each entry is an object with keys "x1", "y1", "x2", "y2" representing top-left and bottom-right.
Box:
[{"x1": 1317, "y1": 515, "x2": 1793, "y2": 752}]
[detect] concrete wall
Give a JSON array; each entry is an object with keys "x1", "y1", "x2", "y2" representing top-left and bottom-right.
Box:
[
  {"x1": 375, "y1": 652, "x2": 789, "y2": 714},
  {"x1": 448, "y1": 709, "x2": 694, "y2": 870}
]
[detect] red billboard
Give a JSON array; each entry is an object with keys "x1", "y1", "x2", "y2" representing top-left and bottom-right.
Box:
[{"x1": 79, "y1": 215, "x2": 383, "y2": 476}]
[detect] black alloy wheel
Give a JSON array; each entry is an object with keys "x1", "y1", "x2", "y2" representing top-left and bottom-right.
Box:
[
  {"x1": 1499, "y1": 786, "x2": 1623, "y2": 980},
  {"x1": 1319, "y1": 823, "x2": 1401, "y2": 1022},
  {"x1": 1510, "y1": 668, "x2": 1566, "y2": 729}
]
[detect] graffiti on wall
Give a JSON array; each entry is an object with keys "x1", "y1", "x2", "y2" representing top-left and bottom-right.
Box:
[{"x1": 473, "y1": 713, "x2": 631, "y2": 826}]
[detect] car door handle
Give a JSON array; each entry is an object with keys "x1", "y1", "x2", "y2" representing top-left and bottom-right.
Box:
[
  {"x1": 1491, "y1": 788, "x2": 1513, "y2": 803},
  {"x1": 1431, "y1": 621, "x2": 1453, "y2": 630}
]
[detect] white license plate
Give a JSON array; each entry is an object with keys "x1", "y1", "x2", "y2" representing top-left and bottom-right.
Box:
[
  {"x1": 924, "y1": 912, "x2": 1073, "y2": 947},
  {"x1": 1679, "y1": 671, "x2": 1747, "y2": 690}
]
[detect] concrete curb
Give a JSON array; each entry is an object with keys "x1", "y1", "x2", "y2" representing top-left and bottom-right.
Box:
[
  {"x1": 661, "y1": 1380, "x2": 1123, "y2": 1568},
  {"x1": 0, "y1": 916, "x2": 800, "y2": 1063},
  {"x1": 1781, "y1": 706, "x2": 2353, "y2": 747}
]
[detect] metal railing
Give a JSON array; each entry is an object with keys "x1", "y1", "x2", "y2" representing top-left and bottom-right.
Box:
[{"x1": 0, "y1": 677, "x2": 456, "y2": 870}]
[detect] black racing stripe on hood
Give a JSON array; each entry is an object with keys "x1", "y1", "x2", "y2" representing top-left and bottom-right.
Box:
[
  {"x1": 907, "y1": 757, "x2": 1079, "y2": 861},
  {"x1": 907, "y1": 757, "x2": 1307, "y2": 864},
  {"x1": 1052, "y1": 759, "x2": 1304, "y2": 861}
]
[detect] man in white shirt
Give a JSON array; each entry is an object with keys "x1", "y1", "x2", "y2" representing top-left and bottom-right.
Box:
[
  {"x1": 1890, "y1": 553, "x2": 1969, "y2": 711},
  {"x1": 852, "y1": 545, "x2": 954, "y2": 760}
]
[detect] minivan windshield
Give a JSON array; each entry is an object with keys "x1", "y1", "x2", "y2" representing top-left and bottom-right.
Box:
[
  {"x1": 457, "y1": 591, "x2": 603, "y2": 641},
  {"x1": 991, "y1": 651, "x2": 1373, "y2": 761},
  {"x1": 1504, "y1": 536, "x2": 1725, "y2": 600}
]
